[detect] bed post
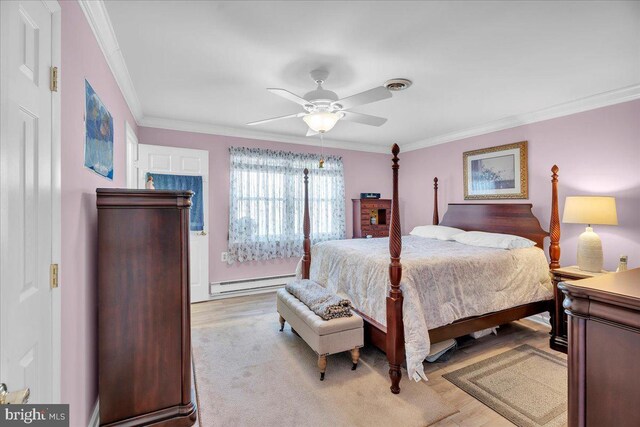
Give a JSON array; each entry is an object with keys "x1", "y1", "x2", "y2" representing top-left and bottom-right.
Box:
[
  {"x1": 549, "y1": 165, "x2": 561, "y2": 269},
  {"x1": 432, "y1": 177, "x2": 439, "y2": 225},
  {"x1": 302, "y1": 168, "x2": 311, "y2": 280},
  {"x1": 386, "y1": 144, "x2": 405, "y2": 394}
]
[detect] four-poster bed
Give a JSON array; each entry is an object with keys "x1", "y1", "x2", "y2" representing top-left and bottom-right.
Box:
[{"x1": 300, "y1": 144, "x2": 561, "y2": 394}]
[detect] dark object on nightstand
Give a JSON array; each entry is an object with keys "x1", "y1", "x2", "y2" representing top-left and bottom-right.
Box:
[
  {"x1": 559, "y1": 268, "x2": 640, "y2": 427},
  {"x1": 97, "y1": 189, "x2": 197, "y2": 427},
  {"x1": 550, "y1": 266, "x2": 608, "y2": 354},
  {"x1": 352, "y1": 198, "x2": 391, "y2": 238}
]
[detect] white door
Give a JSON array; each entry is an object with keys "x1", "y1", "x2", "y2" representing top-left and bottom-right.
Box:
[
  {"x1": 137, "y1": 144, "x2": 210, "y2": 303},
  {"x1": 0, "y1": 0, "x2": 59, "y2": 403}
]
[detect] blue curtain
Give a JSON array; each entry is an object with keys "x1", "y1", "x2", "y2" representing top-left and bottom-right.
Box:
[{"x1": 148, "y1": 173, "x2": 204, "y2": 231}]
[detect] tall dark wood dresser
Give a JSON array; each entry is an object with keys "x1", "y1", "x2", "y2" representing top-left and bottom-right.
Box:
[
  {"x1": 97, "y1": 189, "x2": 197, "y2": 427},
  {"x1": 559, "y1": 268, "x2": 640, "y2": 427}
]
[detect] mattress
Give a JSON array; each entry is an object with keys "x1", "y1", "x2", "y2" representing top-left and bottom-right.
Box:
[{"x1": 296, "y1": 235, "x2": 552, "y2": 382}]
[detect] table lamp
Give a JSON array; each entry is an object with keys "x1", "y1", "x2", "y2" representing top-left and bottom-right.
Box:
[{"x1": 562, "y1": 196, "x2": 618, "y2": 272}]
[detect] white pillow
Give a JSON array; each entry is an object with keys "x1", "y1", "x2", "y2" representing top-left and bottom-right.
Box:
[
  {"x1": 452, "y1": 231, "x2": 535, "y2": 249},
  {"x1": 409, "y1": 225, "x2": 465, "y2": 241}
]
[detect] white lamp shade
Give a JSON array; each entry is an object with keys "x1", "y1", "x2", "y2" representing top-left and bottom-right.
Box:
[
  {"x1": 303, "y1": 112, "x2": 341, "y2": 133},
  {"x1": 562, "y1": 196, "x2": 618, "y2": 226}
]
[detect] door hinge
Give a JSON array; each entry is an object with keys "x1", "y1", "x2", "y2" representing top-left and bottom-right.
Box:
[
  {"x1": 50, "y1": 66, "x2": 58, "y2": 92},
  {"x1": 50, "y1": 264, "x2": 59, "y2": 289}
]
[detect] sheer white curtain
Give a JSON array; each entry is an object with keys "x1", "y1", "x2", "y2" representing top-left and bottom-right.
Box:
[{"x1": 228, "y1": 147, "x2": 346, "y2": 263}]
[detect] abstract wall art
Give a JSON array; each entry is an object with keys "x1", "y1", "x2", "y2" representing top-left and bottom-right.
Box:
[{"x1": 84, "y1": 80, "x2": 114, "y2": 179}]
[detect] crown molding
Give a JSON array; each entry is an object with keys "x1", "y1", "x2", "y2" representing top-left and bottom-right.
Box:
[
  {"x1": 138, "y1": 116, "x2": 390, "y2": 153},
  {"x1": 78, "y1": 0, "x2": 143, "y2": 124},
  {"x1": 78, "y1": 0, "x2": 638, "y2": 154},
  {"x1": 403, "y1": 83, "x2": 640, "y2": 152},
  {"x1": 141, "y1": 83, "x2": 639, "y2": 155}
]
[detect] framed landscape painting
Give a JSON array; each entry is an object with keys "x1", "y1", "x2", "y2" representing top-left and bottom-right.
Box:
[
  {"x1": 84, "y1": 80, "x2": 114, "y2": 180},
  {"x1": 463, "y1": 141, "x2": 528, "y2": 199}
]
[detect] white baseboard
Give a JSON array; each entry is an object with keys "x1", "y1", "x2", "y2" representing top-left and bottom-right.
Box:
[{"x1": 88, "y1": 399, "x2": 99, "y2": 427}]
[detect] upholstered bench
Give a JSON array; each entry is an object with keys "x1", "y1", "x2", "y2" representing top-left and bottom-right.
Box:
[{"x1": 276, "y1": 288, "x2": 364, "y2": 380}]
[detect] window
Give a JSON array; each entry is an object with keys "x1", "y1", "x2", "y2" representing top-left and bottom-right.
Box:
[{"x1": 228, "y1": 147, "x2": 346, "y2": 263}]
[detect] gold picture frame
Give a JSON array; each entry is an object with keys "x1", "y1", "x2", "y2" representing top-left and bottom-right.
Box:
[{"x1": 463, "y1": 141, "x2": 528, "y2": 200}]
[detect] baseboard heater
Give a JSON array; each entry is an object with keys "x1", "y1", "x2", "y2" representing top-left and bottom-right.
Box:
[{"x1": 209, "y1": 274, "x2": 296, "y2": 299}]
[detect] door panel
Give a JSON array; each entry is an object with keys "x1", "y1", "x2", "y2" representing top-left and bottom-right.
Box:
[
  {"x1": 1, "y1": 0, "x2": 54, "y2": 403},
  {"x1": 180, "y1": 156, "x2": 201, "y2": 173},
  {"x1": 137, "y1": 144, "x2": 210, "y2": 303},
  {"x1": 149, "y1": 153, "x2": 171, "y2": 171}
]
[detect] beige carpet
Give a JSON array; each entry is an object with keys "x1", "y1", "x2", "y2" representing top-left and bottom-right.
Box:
[
  {"x1": 192, "y1": 312, "x2": 457, "y2": 427},
  {"x1": 443, "y1": 344, "x2": 567, "y2": 427}
]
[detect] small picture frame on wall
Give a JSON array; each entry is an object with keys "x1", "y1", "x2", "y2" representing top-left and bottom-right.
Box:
[{"x1": 463, "y1": 141, "x2": 528, "y2": 200}]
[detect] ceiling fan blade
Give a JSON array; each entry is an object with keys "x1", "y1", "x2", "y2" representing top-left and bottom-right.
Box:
[
  {"x1": 306, "y1": 128, "x2": 319, "y2": 137},
  {"x1": 267, "y1": 88, "x2": 310, "y2": 107},
  {"x1": 335, "y1": 86, "x2": 391, "y2": 110},
  {"x1": 246, "y1": 112, "x2": 305, "y2": 126},
  {"x1": 341, "y1": 111, "x2": 387, "y2": 127}
]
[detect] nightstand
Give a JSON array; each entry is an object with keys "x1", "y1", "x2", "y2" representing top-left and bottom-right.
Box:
[
  {"x1": 352, "y1": 199, "x2": 391, "y2": 238},
  {"x1": 549, "y1": 265, "x2": 609, "y2": 353}
]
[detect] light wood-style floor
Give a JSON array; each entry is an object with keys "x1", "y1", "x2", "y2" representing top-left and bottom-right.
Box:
[{"x1": 191, "y1": 292, "x2": 566, "y2": 427}]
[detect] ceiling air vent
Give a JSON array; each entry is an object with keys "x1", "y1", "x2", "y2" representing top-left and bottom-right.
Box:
[{"x1": 384, "y1": 78, "x2": 412, "y2": 91}]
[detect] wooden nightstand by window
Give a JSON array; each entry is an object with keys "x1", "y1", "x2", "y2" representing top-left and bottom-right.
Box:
[
  {"x1": 352, "y1": 199, "x2": 391, "y2": 238},
  {"x1": 550, "y1": 265, "x2": 608, "y2": 353}
]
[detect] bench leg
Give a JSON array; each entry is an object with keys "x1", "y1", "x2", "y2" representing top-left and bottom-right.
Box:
[
  {"x1": 278, "y1": 314, "x2": 285, "y2": 332},
  {"x1": 351, "y1": 347, "x2": 360, "y2": 371},
  {"x1": 318, "y1": 355, "x2": 327, "y2": 381}
]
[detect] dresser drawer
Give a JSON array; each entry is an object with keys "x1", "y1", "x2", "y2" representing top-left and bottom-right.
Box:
[
  {"x1": 361, "y1": 228, "x2": 389, "y2": 237},
  {"x1": 372, "y1": 231, "x2": 389, "y2": 237}
]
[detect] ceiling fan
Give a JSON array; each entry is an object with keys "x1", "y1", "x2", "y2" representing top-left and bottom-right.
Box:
[{"x1": 247, "y1": 69, "x2": 393, "y2": 136}]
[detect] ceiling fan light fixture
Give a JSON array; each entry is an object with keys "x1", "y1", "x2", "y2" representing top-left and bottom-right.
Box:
[
  {"x1": 251, "y1": 70, "x2": 391, "y2": 133},
  {"x1": 303, "y1": 111, "x2": 342, "y2": 133}
]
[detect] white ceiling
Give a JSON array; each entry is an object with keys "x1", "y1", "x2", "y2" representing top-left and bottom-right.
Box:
[{"x1": 102, "y1": 0, "x2": 640, "y2": 152}]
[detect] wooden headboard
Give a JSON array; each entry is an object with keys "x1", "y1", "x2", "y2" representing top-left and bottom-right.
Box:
[
  {"x1": 432, "y1": 166, "x2": 560, "y2": 263},
  {"x1": 439, "y1": 203, "x2": 548, "y2": 248}
]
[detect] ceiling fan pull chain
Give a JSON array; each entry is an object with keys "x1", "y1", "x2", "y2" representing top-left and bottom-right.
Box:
[{"x1": 319, "y1": 133, "x2": 325, "y2": 169}]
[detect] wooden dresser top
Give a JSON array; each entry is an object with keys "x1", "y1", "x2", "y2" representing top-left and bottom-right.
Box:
[
  {"x1": 561, "y1": 268, "x2": 640, "y2": 308},
  {"x1": 96, "y1": 188, "x2": 193, "y2": 208}
]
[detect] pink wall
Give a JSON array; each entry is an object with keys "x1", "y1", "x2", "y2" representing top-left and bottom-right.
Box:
[
  {"x1": 60, "y1": 2, "x2": 138, "y2": 425},
  {"x1": 401, "y1": 100, "x2": 640, "y2": 271},
  {"x1": 137, "y1": 127, "x2": 393, "y2": 282}
]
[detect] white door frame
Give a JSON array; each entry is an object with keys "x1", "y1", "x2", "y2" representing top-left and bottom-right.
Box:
[
  {"x1": 0, "y1": 0, "x2": 61, "y2": 403},
  {"x1": 125, "y1": 121, "x2": 138, "y2": 189},
  {"x1": 47, "y1": 0, "x2": 62, "y2": 404}
]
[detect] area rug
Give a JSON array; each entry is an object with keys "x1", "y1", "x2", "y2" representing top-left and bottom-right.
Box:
[
  {"x1": 192, "y1": 312, "x2": 457, "y2": 427},
  {"x1": 443, "y1": 344, "x2": 567, "y2": 427}
]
